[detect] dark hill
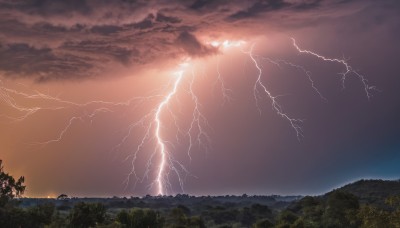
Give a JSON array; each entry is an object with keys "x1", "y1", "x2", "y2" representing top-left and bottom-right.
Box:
[{"x1": 328, "y1": 179, "x2": 400, "y2": 207}]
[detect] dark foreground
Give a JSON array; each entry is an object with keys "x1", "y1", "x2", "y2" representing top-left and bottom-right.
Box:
[{"x1": 1, "y1": 179, "x2": 400, "y2": 227}]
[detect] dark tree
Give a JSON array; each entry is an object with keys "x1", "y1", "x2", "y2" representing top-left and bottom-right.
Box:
[
  {"x1": 0, "y1": 160, "x2": 25, "y2": 207},
  {"x1": 322, "y1": 191, "x2": 360, "y2": 228},
  {"x1": 69, "y1": 202, "x2": 106, "y2": 227},
  {"x1": 57, "y1": 194, "x2": 68, "y2": 200}
]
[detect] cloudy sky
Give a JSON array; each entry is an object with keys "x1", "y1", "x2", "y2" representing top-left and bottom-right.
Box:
[{"x1": 0, "y1": 0, "x2": 399, "y2": 197}]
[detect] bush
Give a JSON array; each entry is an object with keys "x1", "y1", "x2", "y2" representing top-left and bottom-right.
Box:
[
  {"x1": 116, "y1": 208, "x2": 164, "y2": 228},
  {"x1": 0, "y1": 203, "x2": 55, "y2": 228},
  {"x1": 69, "y1": 202, "x2": 106, "y2": 227}
]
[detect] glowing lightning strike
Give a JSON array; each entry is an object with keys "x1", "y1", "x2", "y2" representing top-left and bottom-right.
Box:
[
  {"x1": 259, "y1": 57, "x2": 328, "y2": 102},
  {"x1": 291, "y1": 38, "x2": 376, "y2": 99},
  {"x1": 0, "y1": 37, "x2": 375, "y2": 196},
  {"x1": 245, "y1": 44, "x2": 303, "y2": 138},
  {"x1": 154, "y1": 70, "x2": 184, "y2": 196}
]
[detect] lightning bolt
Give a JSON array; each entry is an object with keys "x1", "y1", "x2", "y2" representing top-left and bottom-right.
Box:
[
  {"x1": 154, "y1": 70, "x2": 184, "y2": 195},
  {"x1": 243, "y1": 44, "x2": 303, "y2": 138},
  {"x1": 214, "y1": 56, "x2": 233, "y2": 105},
  {"x1": 259, "y1": 57, "x2": 328, "y2": 102},
  {"x1": 291, "y1": 38, "x2": 376, "y2": 99},
  {"x1": 0, "y1": 37, "x2": 374, "y2": 196}
]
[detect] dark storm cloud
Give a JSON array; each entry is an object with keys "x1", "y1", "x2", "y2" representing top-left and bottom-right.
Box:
[
  {"x1": 189, "y1": 0, "x2": 214, "y2": 10},
  {"x1": 228, "y1": 0, "x2": 290, "y2": 20},
  {"x1": 90, "y1": 25, "x2": 123, "y2": 35},
  {"x1": 294, "y1": 0, "x2": 324, "y2": 10},
  {"x1": 0, "y1": 42, "x2": 93, "y2": 81},
  {"x1": 0, "y1": 0, "x2": 376, "y2": 81},
  {"x1": 176, "y1": 31, "x2": 216, "y2": 56},
  {"x1": 189, "y1": 0, "x2": 232, "y2": 10},
  {"x1": 156, "y1": 13, "x2": 182, "y2": 24},
  {"x1": 0, "y1": 0, "x2": 91, "y2": 15},
  {"x1": 61, "y1": 40, "x2": 139, "y2": 65}
]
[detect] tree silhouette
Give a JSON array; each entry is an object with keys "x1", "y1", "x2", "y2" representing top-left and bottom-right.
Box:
[
  {"x1": 56, "y1": 194, "x2": 68, "y2": 200},
  {"x1": 0, "y1": 160, "x2": 25, "y2": 207}
]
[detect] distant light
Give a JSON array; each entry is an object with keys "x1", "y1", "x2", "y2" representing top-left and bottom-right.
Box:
[
  {"x1": 207, "y1": 39, "x2": 246, "y2": 49},
  {"x1": 210, "y1": 41, "x2": 220, "y2": 47}
]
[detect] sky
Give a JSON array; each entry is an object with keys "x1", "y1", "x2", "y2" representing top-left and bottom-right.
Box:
[{"x1": 0, "y1": 0, "x2": 399, "y2": 198}]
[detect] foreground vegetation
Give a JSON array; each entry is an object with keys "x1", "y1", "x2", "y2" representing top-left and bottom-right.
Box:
[{"x1": 1, "y1": 160, "x2": 400, "y2": 227}]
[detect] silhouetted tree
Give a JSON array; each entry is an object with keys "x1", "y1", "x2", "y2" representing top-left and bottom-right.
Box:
[
  {"x1": 57, "y1": 194, "x2": 68, "y2": 200},
  {"x1": 0, "y1": 160, "x2": 25, "y2": 207}
]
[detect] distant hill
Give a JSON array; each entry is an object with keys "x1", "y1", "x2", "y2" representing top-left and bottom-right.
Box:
[{"x1": 327, "y1": 179, "x2": 400, "y2": 207}]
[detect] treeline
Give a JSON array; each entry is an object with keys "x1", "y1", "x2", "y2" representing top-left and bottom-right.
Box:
[
  {"x1": 1, "y1": 191, "x2": 400, "y2": 227},
  {"x1": 2, "y1": 160, "x2": 400, "y2": 227},
  {"x1": 1, "y1": 200, "x2": 266, "y2": 227}
]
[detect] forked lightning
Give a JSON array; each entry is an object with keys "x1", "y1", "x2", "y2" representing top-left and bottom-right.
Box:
[{"x1": 0, "y1": 38, "x2": 374, "y2": 195}]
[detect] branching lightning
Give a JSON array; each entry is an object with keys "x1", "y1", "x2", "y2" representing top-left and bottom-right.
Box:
[
  {"x1": 0, "y1": 37, "x2": 374, "y2": 196},
  {"x1": 291, "y1": 38, "x2": 376, "y2": 99},
  {"x1": 244, "y1": 44, "x2": 303, "y2": 138}
]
